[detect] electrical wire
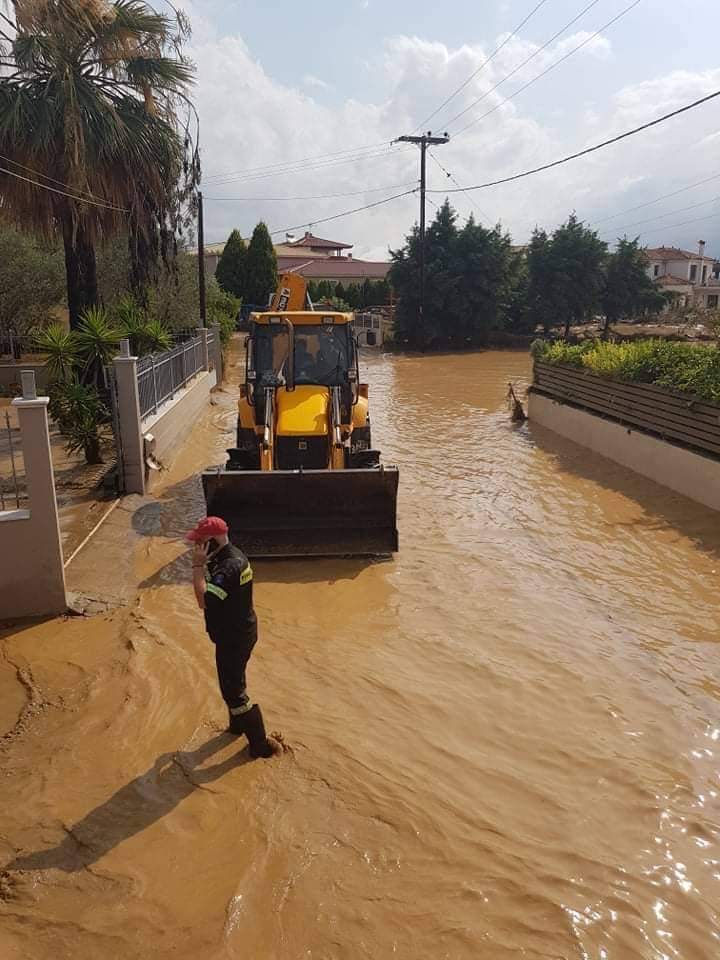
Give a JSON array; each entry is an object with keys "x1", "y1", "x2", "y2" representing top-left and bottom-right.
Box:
[
  {"x1": 0, "y1": 164, "x2": 129, "y2": 211},
  {"x1": 624, "y1": 208, "x2": 720, "y2": 240},
  {"x1": 599, "y1": 194, "x2": 720, "y2": 237},
  {"x1": 452, "y1": 0, "x2": 642, "y2": 138},
  {"x1": 413, "y1": 0, "x2": 552, "y2": 134},
  {"x1": 442, "y1": 0, "x2": 604, "y2": 132},
  {"x1": 205, "y1": 146, "x2": 414, "y2": 187},
  {"x1": 202, "y1": 186, "x2": 418, "y2": 246},
  {"x1": 0, "y1": 154, "x2": 113, "y2": 204},
  {"x1": 203, "y1": 180, "x2": 419, "y2": 202},
  {"x1": 268, "y1": 186, "x2": 418, "y2": 237},
  {"x1": 203, "y1": 140, "x2": 394, "y2": 184},
  {"x1": 590, "y1": 171, "x2": 720, "y2": 225},
  {"x1": 428, "y1": 151, "x2": 493, "y2": 222},
  {"x1": 427, "y1": 90, "x2": 720, "y2": 194}
]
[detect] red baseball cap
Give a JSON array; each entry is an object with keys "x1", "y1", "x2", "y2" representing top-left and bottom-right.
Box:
[{"x1": 186, "y1": 516, "x2": 229, "y2": 543}]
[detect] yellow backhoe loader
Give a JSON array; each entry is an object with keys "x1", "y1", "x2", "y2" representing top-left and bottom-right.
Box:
[{"x1": 202, "y1": 275, "x2": 399, "y2": 557}]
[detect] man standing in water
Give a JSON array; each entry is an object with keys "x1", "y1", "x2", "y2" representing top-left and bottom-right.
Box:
[{"x1": 188, "y1": 516, "x2": 279, "y2": 759}]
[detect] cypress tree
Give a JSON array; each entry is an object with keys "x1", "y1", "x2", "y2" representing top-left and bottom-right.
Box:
[
  {"x1": 244, "y1": 222, "x2": 278, "y2": 305},
  {"x1": 215, "y1": 229, "x2": 247, "y2": 299}
]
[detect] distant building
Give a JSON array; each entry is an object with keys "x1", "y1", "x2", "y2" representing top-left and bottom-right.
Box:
[
  {"x1": 201, "y1": 231, "x2": 390, "y2": 287},
  {"x1": 645, "y1": 242, "x2": 720, "y2": 309}
]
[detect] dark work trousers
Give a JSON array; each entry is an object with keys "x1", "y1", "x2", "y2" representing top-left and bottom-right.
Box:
[{"x1": 213, "y1": 630, "x2": 257, "y2": 712}]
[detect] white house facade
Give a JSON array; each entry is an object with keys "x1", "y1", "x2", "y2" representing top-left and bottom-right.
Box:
[{"x1": 645, "y1": 243, "x2": 720, "y2": 308}]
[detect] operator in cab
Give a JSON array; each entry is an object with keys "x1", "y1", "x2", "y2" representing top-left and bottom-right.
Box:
[{"x1": 187, "y1": 516, "x2": 281, "y2": 759}]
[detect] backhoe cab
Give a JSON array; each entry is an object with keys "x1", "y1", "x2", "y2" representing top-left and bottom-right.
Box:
[{"x1": 202, "y1": 294, "x2": 399, "y2": 558}]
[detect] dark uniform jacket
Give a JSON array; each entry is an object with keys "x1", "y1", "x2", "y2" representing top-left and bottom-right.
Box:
[{"x1": 204, "y1": 543, "x2": 256, "y2": 643}]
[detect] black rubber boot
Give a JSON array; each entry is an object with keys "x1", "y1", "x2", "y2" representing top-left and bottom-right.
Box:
[
  {"x1": 242, "y1": 704, "x2": 275, "y2": 759},
  {"x1": 227, "y1": 709, "x2": 247, "y2": 736}
]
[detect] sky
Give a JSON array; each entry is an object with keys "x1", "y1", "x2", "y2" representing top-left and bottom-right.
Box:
[{"x1": 178, "y1": 0, "x2": 720, "y2": 261}]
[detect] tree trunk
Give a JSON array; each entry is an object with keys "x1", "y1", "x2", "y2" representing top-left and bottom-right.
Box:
[
  {"x1": 83, "y1": 437, "x2": 103, "y2": 465},
  {"x1": 563, "y1": 316, "x2": 571, "y2": 339},
  {"x1": 63, "y1": 219, "x2": 98, "y2": 329}
]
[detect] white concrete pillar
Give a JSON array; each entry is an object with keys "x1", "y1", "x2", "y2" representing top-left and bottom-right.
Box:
[
  {"x1": 113, "y1": 342, "x2": 145, "y2": 495},
  {"x1": 196, "y1": 326, "x2": 210, "y2": 371},
  {"x1": 210, "y1": 323, "x2": 223, "y2": 382},
  {"x1": 11, "y1": 378, "x2": 67, "y2": 615}
]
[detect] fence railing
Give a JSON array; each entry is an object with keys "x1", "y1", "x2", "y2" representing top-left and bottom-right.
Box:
[
  {"x1": 1, "y1": 410, "x2": 27, "y2": 510},
  {"x1": 136, "y1": 334, "x2": 205, "y2": 420},
  {"x1": 354, "y1": 313, "x2": 382, "y2": 330},
  {"x1": 0, "y1": 332, "x2": 45, "y2": 361}
]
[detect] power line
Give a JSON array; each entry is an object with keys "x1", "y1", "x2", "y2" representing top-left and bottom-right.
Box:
[
  {"x1": 203, "y1": 180, "x2": 419, "y2": 202},
  {"x1": 0, "y1": 164, "x2": 128, "y2": 211},
  {"x1": 453, "y1": 0, "x2": 642, "y2": 138},
  {"x1": 599, "y1": 194, "x2": 720, "y2": 237},
  {"x1": 205, "y1": 145, "x2": 413, "y2": 187},
  {"x1": 0, "y1": 154, "x2": 112, "y2": 204},
  {"x1": 203, "y1": 141, "x2": 394, "y2": 184},
  {"x1": 623, "y1": 208, "x2": 720, "y2": 240},
  {"x1": 443, "y1": 0, "x2": 604, "y2": 132},
  {"x1": 427, "y1": 89, "x2": 720, "y2": 194},
  {"x1": 201, "y1": 186, "x2": 418, "y2": 247},
  {"x1": 268, "y1": 186, "x2": 418, "y2": 239},
  {"x1": 413, "y1": 0, "x2": 552, "y2": 133},
  {"x1": 428, "y1": 151, "x2": 493, "y2": 222},
  {"x1": 590, "y1": 171, "x2": 720, "y2": 225}
]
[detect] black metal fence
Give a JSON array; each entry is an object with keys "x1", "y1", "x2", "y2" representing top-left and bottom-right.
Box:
[
  {"x1": 136, "y1": 334, "x2": 207, "y2": 420},
  {"x1": 0, "y1": 331, "x2": 44, "y2": 361}
]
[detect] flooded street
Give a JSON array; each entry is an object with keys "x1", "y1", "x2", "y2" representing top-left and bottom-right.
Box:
[{"x1": 2, "y1": 345, "x2": 719, "y2": 959}]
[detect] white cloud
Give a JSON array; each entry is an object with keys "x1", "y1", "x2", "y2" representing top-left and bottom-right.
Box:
[{"x1": 185, "y1": 19, "x2": 720, "y2": 259}]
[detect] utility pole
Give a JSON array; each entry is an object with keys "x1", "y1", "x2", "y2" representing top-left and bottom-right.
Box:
[
  {"x1": 197, "y1": 190, "x2": 207, "y2": 328},
  {"x1": 395, "y1": 131, "x2": 450, "y2": 326}
]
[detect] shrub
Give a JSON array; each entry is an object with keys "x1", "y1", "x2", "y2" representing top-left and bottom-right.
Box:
[
  {"x1": 534, "y1": 338, "x2": 720, "y2": 402},
  {"x1": 49, "y1": 379, "x2": 109, "y2": 465}
]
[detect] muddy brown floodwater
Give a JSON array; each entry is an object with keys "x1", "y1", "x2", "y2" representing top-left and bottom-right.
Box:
[{"x1": 2, "y1": 345, "x2": 720, "y2": 959}]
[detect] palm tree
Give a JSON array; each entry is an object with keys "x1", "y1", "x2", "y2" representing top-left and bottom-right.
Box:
[{"x1": 0, "y1": 0, "x2": 200, "y2": 327}]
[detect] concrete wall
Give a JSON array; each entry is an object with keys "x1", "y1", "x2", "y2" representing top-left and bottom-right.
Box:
[
  {"x1": 142, "y1": 369, "x2": 217, "y2": 481},
  {"x1": 0, "y1": 391, "x2": 66, "y2": 619},
  {"x1": 528, "y1": 391, "x2": 720, "y2": 512}
]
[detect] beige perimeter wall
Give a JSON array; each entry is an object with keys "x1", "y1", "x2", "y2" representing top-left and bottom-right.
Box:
[
  {"x1": 528, "y1": 392, "x2": 720, "y2": 512},
  {"x1": 142, "y1": 369, "x2": 217, "y2": 482}
]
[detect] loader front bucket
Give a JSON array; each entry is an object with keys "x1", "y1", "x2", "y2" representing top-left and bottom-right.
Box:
[{"x1": 201, "y1": 467, "x2": 399, "y2": 558}]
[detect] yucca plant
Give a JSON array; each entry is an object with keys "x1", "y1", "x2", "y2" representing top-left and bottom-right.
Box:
[
  {"x1": 49, "y1": 379, "x2": 109, "y2": 465},
  {"x1": 140, "y1": 318, "x2": 172, "y2": 354},
  {"x1": 113, "y1": 297, "x2": 172, "y2": 354},
  {"x1": 75, "y1": 307, "x2": 121, "y2": 388},
  {"x1": 34, "y1": 324, "x2": 80, "y2": 382}
]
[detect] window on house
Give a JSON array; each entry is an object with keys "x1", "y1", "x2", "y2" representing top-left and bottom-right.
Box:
[
  {"x1": 702, "y1": 265, "x2": 708, "y2": 283},
  {"x1": 690, "y1": 264, "x2": 698, "y2": 282},
  {"x1": 708, "y1": 295, "x2": 718, "y2": 309},
  {"x1": 653, "y1": 264, "x2": 660, "y2": 277}
]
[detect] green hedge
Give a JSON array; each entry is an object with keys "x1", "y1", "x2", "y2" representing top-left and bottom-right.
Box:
[{"x1": 531, "y1": 339, "x2": 720, "y2": 403}]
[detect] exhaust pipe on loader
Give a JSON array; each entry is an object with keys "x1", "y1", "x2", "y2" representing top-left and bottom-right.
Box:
[{"x1": 202, "y1": 466, "x2": 399, "y2": 559}]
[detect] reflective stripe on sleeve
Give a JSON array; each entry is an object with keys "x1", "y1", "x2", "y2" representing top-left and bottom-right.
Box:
[
  {"x1": 239, "y1": 565, "x2": 253, "y2": 586},
  {"x1": 206, "y1": 582, "x2": 228, "y2": 601}
]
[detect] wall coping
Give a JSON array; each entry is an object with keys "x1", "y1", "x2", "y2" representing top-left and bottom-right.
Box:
[
  {"x1": 0, "y1": 508, "x2": 31, "y2": 522},
  {"x1": 141, "y1": 368, "x2": 216, "y2": 434},
  {"x1": 12, "y1": 397, "x2": 49, "y2": 408}
]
